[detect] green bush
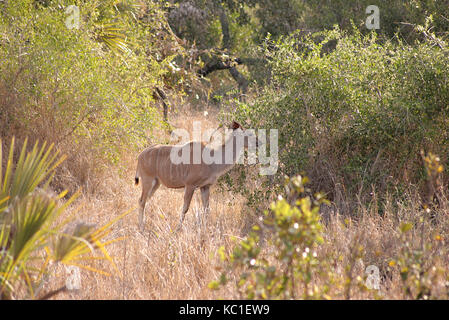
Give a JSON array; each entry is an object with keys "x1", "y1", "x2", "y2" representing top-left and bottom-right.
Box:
[
  {"x1": 233, "y1": 26, "x2": 449, "y2": 201},
  {"x1": 249, "y1": 1, "x2": 449, "y2": 42},
  {"x1": 0, "y1": 0, "x2": 184, "y2": 187},
  {"x1": 210, "y1": 176, "x2": 330, "y2": 299},
  {"x1": 211, "y1": 174, "x2": 449, "y2": 300}
]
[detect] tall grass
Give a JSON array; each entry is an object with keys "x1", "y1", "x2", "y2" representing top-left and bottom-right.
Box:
[
  {"x1": 36, "y1": 109, "x2": 448, "y2": 300},
  {"x1": 0, "y1": 137, "x2": 127, "y2": 299}
]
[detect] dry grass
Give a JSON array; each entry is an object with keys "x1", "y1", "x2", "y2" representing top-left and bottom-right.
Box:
[
  {"x1": 38, "y1": 107, "x2": 247, "y2": 299},
  {"x1": 37, "y1": 108, "x2": 448, "y2": 300},
  {"x1": 53, "y1": 175, "x2": 247, "y2": 299}
]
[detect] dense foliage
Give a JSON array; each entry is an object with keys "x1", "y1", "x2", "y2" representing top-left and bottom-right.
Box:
[
  {"x1": 210, "y1": 176, "x2": 329, "y2": 299},
  {"x1": 0, "y1": 0, "x2": 190, "y2": 188},
  {"x1": 233, "y1": 26, "x2": 449, "y2": 202}
]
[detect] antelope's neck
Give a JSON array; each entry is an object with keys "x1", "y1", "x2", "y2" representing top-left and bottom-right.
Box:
[{"x1": 211, "y1": 134, "x2": 244, "y2": 175}]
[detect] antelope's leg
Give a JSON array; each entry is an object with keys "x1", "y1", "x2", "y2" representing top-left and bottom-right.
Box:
[
  {"x1": 147, "y1": 178, "x2": 160, "y2": 201},
  {"x1": 139, "y1": 177, "x2": 157, "y2": 230},
  {"x1": 177, "y1": 185, "x2": 195, "y2": 230},
  {"x1": 200, "y1": 185, "x2": 210, "y2": 215}
]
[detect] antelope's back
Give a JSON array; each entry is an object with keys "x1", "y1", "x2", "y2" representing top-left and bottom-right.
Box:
[{"x1": 140, "y1": 142, "x2": 209, "y2": 188}]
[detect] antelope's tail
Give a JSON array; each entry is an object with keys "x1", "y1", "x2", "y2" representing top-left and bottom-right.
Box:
[{"x1": 135, "y1": 163, "x2": 140, "y2": 186}]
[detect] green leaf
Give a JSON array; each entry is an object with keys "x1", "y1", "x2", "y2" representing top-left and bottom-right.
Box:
[
  {"x1": 208, "y1": 281, "x2": 220, "y2": 290},
  {"x1": 400, "y1": 222, "x2": 413, "y2": 233}
]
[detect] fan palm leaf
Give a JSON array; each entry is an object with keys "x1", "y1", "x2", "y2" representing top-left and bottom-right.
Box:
[{"x1": 0, "y1": 137, "x2": 128, "y2": 299}]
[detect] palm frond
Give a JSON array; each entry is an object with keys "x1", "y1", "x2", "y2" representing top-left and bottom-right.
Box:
[
  {"x1": 0, "y1": 137, "x2": 127, "y2": 299},
  {"x1": 1, "y1": 137, "x2": 65, "y2": 205},
  {"x1": 97, "y1": 23, "x2": 132, "y2": 56}
]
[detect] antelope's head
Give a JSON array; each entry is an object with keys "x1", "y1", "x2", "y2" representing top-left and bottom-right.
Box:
[{"x1": 229, "y1": 121, "x2": 260, "y2": 149}]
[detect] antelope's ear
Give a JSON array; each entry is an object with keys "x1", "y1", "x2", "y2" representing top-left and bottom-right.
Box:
[{"x1": 231, "y1": 121, "x2": 242, "y2": 130}]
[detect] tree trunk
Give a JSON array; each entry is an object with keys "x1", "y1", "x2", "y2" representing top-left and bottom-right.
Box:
[
  {"x1": 218, "y1": 5, "x2": 248, "y2": 94},
  {"x1": 153, "y1": 87, "x2": 168, "y2": 122}
]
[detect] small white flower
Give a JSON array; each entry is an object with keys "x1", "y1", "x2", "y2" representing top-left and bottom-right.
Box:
[{"x1": 250, "y1": 259, "x2": 256, "y2": 266}]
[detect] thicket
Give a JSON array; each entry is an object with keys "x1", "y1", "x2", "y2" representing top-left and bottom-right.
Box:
[
  {"x1": 211, "y1": 173, "x2": 449, "y2": 299},
  {"x1": 0, "y1": 0, "x2": 191, "y2": 190},
  {"x1": 163, "y1": 1, "x2": 449, "y2": 209},
  {"x1": 232, "y1": 25, "x2": 449, "y2": 207}
]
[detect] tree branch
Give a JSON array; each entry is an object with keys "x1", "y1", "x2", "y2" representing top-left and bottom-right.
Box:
[
  {"x1": 197, "y1": 57, "x2": 243, "y2": 77},
  {"x1": 153, "y1": 87, "x2": 169, "y2": 122}
]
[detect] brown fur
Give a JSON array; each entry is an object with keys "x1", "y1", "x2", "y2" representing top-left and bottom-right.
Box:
[{"x1": 135, "y1": 121, "x2": 254, "y2": 231}]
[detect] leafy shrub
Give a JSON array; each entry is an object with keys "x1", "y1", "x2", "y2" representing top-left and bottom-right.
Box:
[
  {"x1": 233, "y1": 26, "x2": 449, "y2": 202},
  {"x1": 210, "y1": 174, "x2": 449, "y2": 299},
  {"x1": 296, "y1": 0, "x2": 449, "y2": 41},
  {"x1": 210, "y1": 175, "x2": 330, "y2": 299},
  {"x1": 390, "y1": 222, "x2": 447, "y2": 300},
  {"x1": 168, "y1": 1, "x2": 222, "y2": 49},
  {"x1": 0, "y1": 0, "x2": 185, "y2": 188}
]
